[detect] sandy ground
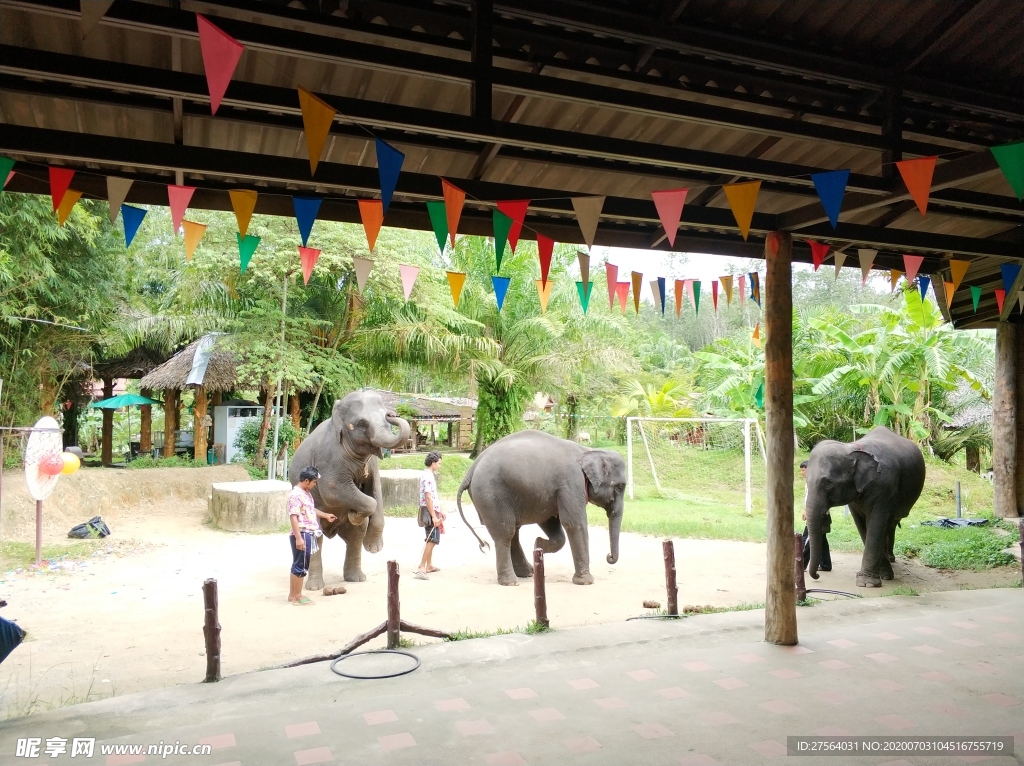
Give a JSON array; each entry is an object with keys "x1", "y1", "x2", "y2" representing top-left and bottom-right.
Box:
[{"x1": 0, "y1": 473, "x2": 1019, "y2": 716}]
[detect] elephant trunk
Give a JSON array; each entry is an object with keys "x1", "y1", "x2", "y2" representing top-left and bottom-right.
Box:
[
  {"x1": 806, "y1": 509, "x2": 823, "y2": 581},
  {"x1": 370, "y1": 414, "x2": 410, "y2": 450},
  {"x1": 606, "y1": 507, "x2": 622, "y2": 565}
]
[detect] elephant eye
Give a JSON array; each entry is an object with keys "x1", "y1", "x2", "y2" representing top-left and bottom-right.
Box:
[{"x1": 357, "y1": 419, "x2": 368, "y2": 429}]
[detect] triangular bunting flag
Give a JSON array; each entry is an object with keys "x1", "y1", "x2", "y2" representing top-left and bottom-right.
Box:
[
  {"x1": 537, "y1": 234, "x2": 555, "y2": 287},
  {"x1": 949, "y1": 260, "x2": 970, "y2": 294},
  {"x1": 80, "y1": 0, "x2": 114, "y2": 39},
  {"x1": 4, "y1": 171, "x2": 11, "y2": 188},
  {"x1": 752, "y1": 323, "x2": 761, "y2": 348},
  {"x1": 896, "y1": 156, "x2": 938, "y2": 216},
  {"x1": 493, "y1": 210, "x2": 513, "y2": 272},
  {"x1": 0, "y1": 157, "x2": 14, "y2": 190},
  {"x1": 399, "y1": 264, "x2": 420, "y2": 301},
  {"x1": 358, "y1": 199, "x2": 384, "y2": 252},
  {"x1": 685, "y1": 279, "x2": 695, "y2": 309},
  {"x1": 890, "y1": 270, "x2": 903, "y2": 292},
  {"x1": 229, "y1": 189, "x2": 257, "y2": 238},
  {"x1": 712, "y1": 280, "x2": 719, "y2": 312},
  {"x1": 56, "y1": 189, "x2": 82, "y2": 226},
  {"x1": 168, "y1": 184, "x2": 196, "y2": 235},
  {"x1": 497, "y1": 200, "x2": 529, "y2": 253},
  {"x1": 738, "y1": 275, "x2": 746, "y2": 306},
  {"x1": 858, "y1": 249, "x2": 876, "y2": 286},
  {"x1": 196, "y1": 14, "x2": 244, "y2": 115},
  {"x1": 49, "y1": 167, "x2": 74, "y2": 211},
  {"x1": 441, "y1": 179, "x2": 465, "y2": 247},
  {"x1": 650, "y1": 188, "x2": 688, "y2": 247},
  {"x1": 631, "y1": 271, "x2": 643, "y2": 314},
  {"x1": 919, "y1": 276, "x2": 932, "y2": 302},
  {"x1": 720, "y1": 275, "x2": 734, "y2": 305},
  {"x1": 375, "y1": 139, "x2": 404, "y2": 213},
  {"x1": 1001, "y1": 263, "x2": 1022, "y2": 294},
  {"x1": 576, "y1": 281, "x2": 594, "y2": 313},
  {"x1": 182, "y1": 220, "x2": 207, "y2": 261},
  {"x1": 990, "y1": 141, "x2": 1024, "y2": 201},
  {"x1": 535, "y1": 279, "x2": 554, "y2": 313},
  {"x1": 447, "y1": 271, "x2": 467, "y2": 307},
  {"x1": 649, "y1": 280, "x2": 662, "y2": 314},
  {"x1": 425, "y1": 200, "x2": 448, "y2": 255},
  {"x1": 298, "y1": 246, "x2": 321, "y2": 285},
  {"x1": 615, "y1": 282, "x2": 630, "y2": 314},
  {"x1": 106, "y1": 177, "x2": 133, "y2": 223},
  {"x1": 749, "y1": 273, "x2": 760, "y2": 307},
  {"x1": 903, "y1": 254, "x2": 924, "y2": 283},
  {"x1": 571, "y1": 196, "x2": 605, "y2": 250},
  {"x1": 722, "y1": 181, "x2": 761, "y2": 240},
  {"x1": 492, "y1": 276, "x2": 511, "y2": 311},
  {"x1": 121, "y1": 204, "x2": 146, "y2": 247},
  {"x1": 297, "y1": 86, "x2": 336, "y2": 175},
  {"x1": 292, "y1": 195, "x2": 322, "y2": 247},
  {"x1": 236, "y1": 233, "x2": 260, "y2": 273},
  {"x1": 755, "y1": 381, "x2": 764, "y2": 410},
  {"x1": 808, "y1": 241, "x2": 830, "y2": 271},
  {"x1": 606, "y1": 263, "x2": 619, "y2": 311},
  {"x1": 577, "y1": 251, "x2": 590, "y2": 290},
  {"x1": 810, "y1": 169, "x2": 850, "y2": 229},
  {"x1": 657, "y1": 277, "x2": 666, "y2": 316},
  {"x1": 1018, "y1": 290, "x2": 1024, "y2": 313},
  {"x1": 994, "y1": 288, "x2": 1005, "y2": 314},
  {"x1": 693, "y1": 280, "x2": 702, "y2": 314},
  {"x1": 674, "y1": 279, "x2": 684, "y2": 317},
  {"x1": 353, "y1": 256, "x2": 373, "y2": 293},
  {"x1": 834, "y1": 250, "x2": 847, "y2": 279},
  {"x1": 945, "y1": 282, "x2": 955, "y2": 310},
  {"x1": 970, "y1": 285, "x2": 982, "y2": 313}
]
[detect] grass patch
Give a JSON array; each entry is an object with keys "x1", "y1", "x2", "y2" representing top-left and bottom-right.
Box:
[
  {"x1": 378, "y1": 454, "x2": 474, "y2": 496},
  {"x1": 125, "y1": 455, "x2": 211, "y2": 469},
  {"x1": 884, "y1": 586, "x2": 920, "y2": 596},
  {"x1": 444, "y1": 619, "x2": 550, "y2": 642},
  {"x1": 682, "y1": 602, "x2": 765, "y2": 615},
  {"x1": 384, "y1": 505, "x2": 418, "y2": 519},
  {"x1": 0, "y1": 540, "x2": 102, "y2": 570}
]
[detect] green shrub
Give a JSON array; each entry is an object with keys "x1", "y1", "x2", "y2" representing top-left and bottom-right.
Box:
[
  {"x1": 126, "y1": 455, "x2": 208, "y2": 469},
  {"x1": 919, "y1": 535, "x2": 1016, "y2": 570},
  {"x1": 233, "y1": 419, "x2": 298, "y2": 461}
]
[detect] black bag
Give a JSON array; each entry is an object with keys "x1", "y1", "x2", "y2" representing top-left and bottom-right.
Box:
[
  {"x1": 417, "y1": 506, "x2": 431, "y2": 528},
  {"x1": 822, "y1": 511, "x2": 832, "y2": 534},
  {"x1": 0, "y1": 616, "x2": 26, "y2": 665},
  {"x1": 68, "y1": 516, "x2": 111, "y2": 539}
]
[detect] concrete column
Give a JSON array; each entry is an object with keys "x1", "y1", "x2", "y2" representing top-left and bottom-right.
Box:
[{"x1": 993, "y1": 322, "x2": 1016, "y2": 518}]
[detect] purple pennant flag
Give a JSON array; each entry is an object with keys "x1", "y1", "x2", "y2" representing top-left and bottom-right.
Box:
[
  {"x1": 375, "y1": 139, "x2": 404, "y2": 214},
  {"x1": 810, "y1": 169, "x2": 850, "y2": 230},
  {"x1": 292, "y1": 195, "x2": 322, "y2": 246}
]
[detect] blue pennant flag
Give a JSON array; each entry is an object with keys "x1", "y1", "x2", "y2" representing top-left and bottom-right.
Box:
[
  {"x1": 657, "y1": 277, "x2": 666, "y2": 315},
  {"x1": 375, "y1": 139, "x2": 405, "y2": 214},
  {"x1": 292, "y1": 195, "x2": 323, "y2": 246},
  {"x1": 810, "y1": 169, "x2": 850, "y2": 230},
  {"x1": 918, "y1": 275, "x2": 931, "y2": 301},
  {"x1": 1001, "y1": 263, "x2": 1022, "y2": 293},
  {"x1": 492, "y1": 276, "x2": 511, "y2": 311},
  {"x1": 121, "y1": 204, "x2": 147, "y2": 247}
]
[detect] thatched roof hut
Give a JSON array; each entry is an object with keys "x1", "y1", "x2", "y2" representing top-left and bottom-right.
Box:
[
  {"x1": 91, "y1": 346, "x2": 169, "y2": 382},
  {"x1": 140, "y1": 335, "x2": 239, "y2": 393}
]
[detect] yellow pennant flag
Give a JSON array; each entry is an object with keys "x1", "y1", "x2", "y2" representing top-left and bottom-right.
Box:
[
  {"x1": 446, "y1": 271, "x2": 467, "y2": 307},
  {"x1": 56, "y1": 189, "x2": 83, "y2": 226},
  {"x1": 890, "y1": 269, "x2": 903, "y2": 292},
  {"x1": 229, "y1": 189, "x2": 257, "y2": 237},
  {"x1": 535, "y1": 279, "x2": 554, "y2": 313},
  {"x1": 182, "y1": 220, "x2": 207, "y2": 261},
  {"x1": 722, "y1": 181, "x2": 761, "y2": 240},
  {"x1": 297, "y1": 86, "x2": 336, "y2": 175},
  {"x1": 945, "y1": 282, "x2": 955, "y2": 310},
  {"x1": 631, "y1": 271, "x2": 643, "y2": 314},
  {"x1": 948, "y1": 259, "x2": 970, "y2": 294},
  {"x1": 720, "y1": 275, "x2": 734, "y2": 305},
  {"x1": 752, "y1": 322, "x2": 761, "y2": 348}
]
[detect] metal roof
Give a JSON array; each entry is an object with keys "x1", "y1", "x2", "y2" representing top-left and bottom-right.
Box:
[{"x1": 1, "y1": 0, "x2": 1022, "y2": 328}]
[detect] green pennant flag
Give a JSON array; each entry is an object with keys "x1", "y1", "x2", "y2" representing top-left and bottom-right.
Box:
[
  {"x1": 575, "y1": 280, "x2": 594, "y2": 313},
  {"x1": 237, "y1": 232, "x2": 260, "y2": 273},
  {"x1": 0, "y1": 156, "x2": 14, "y2": 191},
  {"x1": 755, "y1": 381, "x2": 764, "y2": 410},
  {"x1": 990, "y1": 141, "x2": 1024, "y2": 201},
  {"x1": 970, "y1": 285, "x2": 982, "y2": 312},
  {"x1": 493, "y1": 209, "x2": 513, "y2": 273},
  {"x1": 426, "y1": 200, "x2": 448, "y2": 256},
  {"x1": 693, "y1": 280, "x2": 701, "y2": 315}
]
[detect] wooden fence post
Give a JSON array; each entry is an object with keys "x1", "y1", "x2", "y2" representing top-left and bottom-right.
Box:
[
  {"x1": 202, "y1": 578, "x2": 221, "y2": 682},
  {"x1": 794, "y1": 533, "x2": 807, "y2": 602},
  {"x1": 663, "y1": 539, "x2": 678, "y2": 616},
  {"x1": 387, "y1": 560, "x2": 400, "y2": 649},
  {"x1": 533, "y1": 548, "x2": 548, "y2": 627}
]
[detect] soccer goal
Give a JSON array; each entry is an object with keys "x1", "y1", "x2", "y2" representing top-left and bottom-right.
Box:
[{"x1": 626, "y1": 417, "x2": 767, "y2": 515}]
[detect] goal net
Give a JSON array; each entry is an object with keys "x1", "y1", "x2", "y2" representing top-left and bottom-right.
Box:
[{"x1": 626, "y1": 417, "x2": 766, "y2": 515}]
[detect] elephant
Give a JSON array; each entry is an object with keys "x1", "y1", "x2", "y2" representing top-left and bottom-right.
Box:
[
  {"x1": 455, "y1": 430, "x2": 627, "y2": 586},
  {"x1": 804, "y1": 426, "x2": 925, "y2": 588},
  {"x1": 288, "y1": 390, "x2": 410, "y2": 588}
]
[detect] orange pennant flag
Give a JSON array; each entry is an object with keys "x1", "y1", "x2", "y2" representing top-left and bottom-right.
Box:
[
  {"x1": 944, "y1": 282, "x2": 955, "y2": 309},
  {"x1": 720, "y1": 275, "x2": 734, "y2": 305},
  {"x1": 896, "y1": 156, "x2": 937, "y2": 216},
  {"x1": 56, "y1": 189, "x2": 82, "y2": 226},
  {"x1": 752, "y1": 323, "x2": 761, "y2": 348},
  {"x1": 890, "y1": 269, "x2": 903, "y2": 292},
  {"x1": 297, "y1": 86, "x2": 336, "y2": 175},
  {"x1": 722, "y1": 181, "x2": 761, "y2": 240},
  {"x1": 299, "y1": 246, "x2": 321, "y2": 285},
  {"x1": 228, "y1": 189, "x2": 257, "y2": 237},
  {"x1": 674, "y1": 279, "x2": 684, "y2": 317},
  {"x1": 441, "y1": 179, "x2": 466, "y2": 247},
  {"x1": 949, "y1": 259, "x2": 970, "y2": 294},
  {"x1": 182, "y1": 220, "x2": 207, "y2": 261},
  {"x1": 358, "y1": 199, "x2": 384, "y2": 252},
  {"x1": 447, "y1": 271, "x2": 467, "y2": 307},
  {"x1": 535, "y1": 279, "x2": 554, "y2": 313},
  {"x1": 631, "y1": 271, "x2": 643, "y2": 314}
]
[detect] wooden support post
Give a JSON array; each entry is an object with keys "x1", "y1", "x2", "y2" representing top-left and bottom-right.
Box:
[
  {"x1": 471, "y1": 0, "x2": 493, "y2": 120},
  {"x1": 794, "y1": 533, "x2": 807, "y2": 602},
  {"x1": 101, "y1": 378, "x2": 114, "y2": 464},
  {"x1": 1016, "y1": 329, "x2": 1024, "y2": 517},
  {"x1": 1019, "y1": 519, "x2": 1024, "y2": 585},
  {"x1": 994, "y1": 322, "x2": 1017, "y2": 518},
  {"x1": 764, "y1": 231, "x2": 798, "y2": 645},
  {"x1": 386, "y1": 560, "x2": 400, "y2": 649},
  {"x1": 193, "y1": 385, "x2": 208, "y2": 464},
  {"x1": 202, "y1": 578, "x2": 221, "y2": 682},
  {"x1": 140, "y1": 387, "x2": 153, "y2": 454},
  {"x1": 662, "y1": 539, "x2": 678, "y2": 616},
  {"x1": 399, "y1": 620, "x2": 453, "y2": 640},
  {"x1": 163, "y1": 389, "x2": 178, "y2": 458},
  {"x1": 533, "y1": 548, "x2": 549, "y2": 627}
]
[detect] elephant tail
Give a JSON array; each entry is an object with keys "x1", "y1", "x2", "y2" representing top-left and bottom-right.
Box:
[{"x1": 456, "y1": 467, "x2": 490, "y2": 553}]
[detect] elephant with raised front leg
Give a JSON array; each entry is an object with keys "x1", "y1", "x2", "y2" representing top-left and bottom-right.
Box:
[
  {"x1": 456, "y1": 430, "x2": 627, "y2": 586},
  {"x1": 288, "y1": 390, "x2": 410, "y2": 588},
  {"x1": 805, "y1": 426, "x2": 925, "y2": 588}
]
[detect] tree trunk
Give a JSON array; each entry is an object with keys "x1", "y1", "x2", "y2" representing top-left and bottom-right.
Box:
[
  {"x1": 194, "y1": 386, "x2": 208, "y2": 464},
  {"x1": 564, "y1": 395, "x2": 579, "y2": 441},
  {"x1": 289, "y1": 393, "x2": 302, "y2": 449},
  {"x1": 140, "y1": 387, "x2": 153, "y2": 454},
  {"x1": 255, "y1": 387, "x2": 273, "y2": 468},
  {"x1": 993, "y1": 322, "x2": 1017, "y2": 518},
  {"x1": 163, "y1": 389, "x2": 178, "y2": 458},
  {"x1": 1016, "y1": 327, "x2": 1024, "y2": 517},
  {"x1": 101, "y1": 378, "x2": 114, "y2": 465},
  {"x1": 966, "y1": 446, "x2": 980, "y2": 473},
  {"x1": 763, "y1": 232, "x2": 797, "y2": 646}
]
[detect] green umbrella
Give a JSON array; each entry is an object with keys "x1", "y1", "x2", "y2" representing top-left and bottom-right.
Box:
[{"x1": 88, "y1": 394, "x2": 162, "y2": 461}]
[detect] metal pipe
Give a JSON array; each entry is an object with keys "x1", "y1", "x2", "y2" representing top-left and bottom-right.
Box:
[
  {"x1": 955, "y1": 481, "x2": 962, "y2": 518},
  {"x1": 269, "y1": 274, "x2": 287, "y2": 480}
]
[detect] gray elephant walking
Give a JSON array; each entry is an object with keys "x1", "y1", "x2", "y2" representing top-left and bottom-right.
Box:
[
  {"x1": 804, "y1": 426, "x2": 925, "y2": 588},
  {"x1": 456, "y1": 431, "x2": 627, "y2": 586},
  {"x1": 288, "y1": 390, "x2": 410, "y2": 588}
]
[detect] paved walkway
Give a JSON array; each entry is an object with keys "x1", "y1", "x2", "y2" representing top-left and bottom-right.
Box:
[{"x1": 1, "y1": 589, "x2": 1021, "y2": 766}]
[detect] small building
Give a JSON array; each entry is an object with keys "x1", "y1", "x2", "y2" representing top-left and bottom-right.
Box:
[{"x1": 377, "y1": 391, "x2": 476, "y2": 451}]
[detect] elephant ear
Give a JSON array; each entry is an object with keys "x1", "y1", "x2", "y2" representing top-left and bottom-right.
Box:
[
  {"x1": 578, "y1": 450, "x2": 609, "y2": 493},
  {"x1": 850, "y1": 448, "x2": 881, "y2": 494}
]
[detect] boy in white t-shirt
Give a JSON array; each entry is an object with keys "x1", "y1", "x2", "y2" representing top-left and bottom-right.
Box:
[{"x1": 414, "y1": 451, "x2": 445, "y2": 579}]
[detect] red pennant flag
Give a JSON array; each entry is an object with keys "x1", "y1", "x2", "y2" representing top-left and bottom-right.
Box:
[
  {"x1": 615, "y1": 282, "x2": 630, "y2": 314},
  {"x1": 808, "y1": 241, "x2": 830, "y2": 271},
  {"x1": 902, "y1": 254, "x2": 924, "y2": 283},
  {"x1": 168, "y1": 185, "x2": 196, "y2": 235},
  {"x1": 196, "y1": 14, "x2": 244, "y2": 115},
  {"x1": 712, "y1": 280, "x2": 719, "y2": 312},
  {"x1": 358, "y1": 199, "x2": 384, "y2": 252},
  {"x1": 738, "y1": 275, "x2": 746, "y2": 306},
  {"x1": 497, "y1": 200, "x2": 529, "y2": 253},
  {"x1": 650, "y1": 188, "x2": 688, "y2": 247},
  {"x1": 299, "y1": 246, "x2": 321, "y2": 285},
  {"x1": 995, "y1": 288, "x2": 1006, "y2": 314},
  {"x1": 896, "y1": 156, "x2": 937, "y2": 216},
  {"x1": 605, "y1": 262, "x2": 618, "y2": 311},
  {"x1": 441, "y1": 179, "x2": 465, "y2": 247},
  {"x1": 49, "y1": 167, "x2": 75, "y2": 211},
  {"x1": 537, "y1": 233, "x2": 555, "y2": 287}
]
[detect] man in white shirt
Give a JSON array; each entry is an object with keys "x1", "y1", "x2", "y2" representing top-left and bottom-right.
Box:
[{"x1": 414, "y1": 451, "x2": 445, "y2": 579}]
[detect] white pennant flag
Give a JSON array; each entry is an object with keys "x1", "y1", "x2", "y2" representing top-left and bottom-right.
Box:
[
  {"x1": 106, "y1": 177, "x2": 133, "y2": 223},
  {"x1": 353, "y1": 256, "x2": 374, "y2": 293},
  {"x1": 571, "y1": 196, "x2": 605, "y2": 250},
  {"x1": 858, "y1": 249, "x2": 877, "y2": 286},
  {"x1": 833, "y1": 250, "x2": 848, "y2": 279}
]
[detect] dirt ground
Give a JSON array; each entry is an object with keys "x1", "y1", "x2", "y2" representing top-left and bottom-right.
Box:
[{"x1": 0, "y1": 468, "x2": 1019, "y2": 717}]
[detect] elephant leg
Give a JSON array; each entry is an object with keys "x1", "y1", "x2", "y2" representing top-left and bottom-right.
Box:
[
  {"x1": 510, "y1": 529, "x2": 534, "y2": 578},
  {"x1": 856, "y1": 515, "x2": 887, "y2": 588},
  {"x1": 879, "y1": 526, "x2": 896, "y2": 579},
  {"x1": 563, "y1": 518, "x2": 593, "y2": 585},
  {"x1": 342, "y1": 524, "x2": 368, "y2": 582},
  {"x1": 304, "y1": 546, "x2": 325, "y2": 591},
  {"x1": 535, "y1": 516, "x2": 566, "y2": 555},
  {"x1": 850, "y1": 508, "x2": 868, "y2": 545},
  {"x1": 492, "y1": 536, "x2": 519, "y2": 586}
]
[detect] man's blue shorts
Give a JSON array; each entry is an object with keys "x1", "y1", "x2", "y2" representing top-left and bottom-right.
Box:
[{"x1": 289, "y1": 531, "x2": 314, "y2": 577}]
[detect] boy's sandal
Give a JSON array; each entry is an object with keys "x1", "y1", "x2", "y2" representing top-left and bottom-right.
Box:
[
  {"x1": 292, "y1": 597, "x2": 315, "y2": 605},
  {"x1": 425, "y1": 567, "x2": 441, "y2": 573},
  {"x1": 413, "y1": 571, "x2": 429, "y2": 580}
]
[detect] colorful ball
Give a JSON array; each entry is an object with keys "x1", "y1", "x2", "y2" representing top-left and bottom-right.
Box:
[
  {"x1": 60, "y1": 452, "x2": 81, "y2": 475},
  {"x1": 39, "y1": 453, "x2": 65, "y2": 476}
]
